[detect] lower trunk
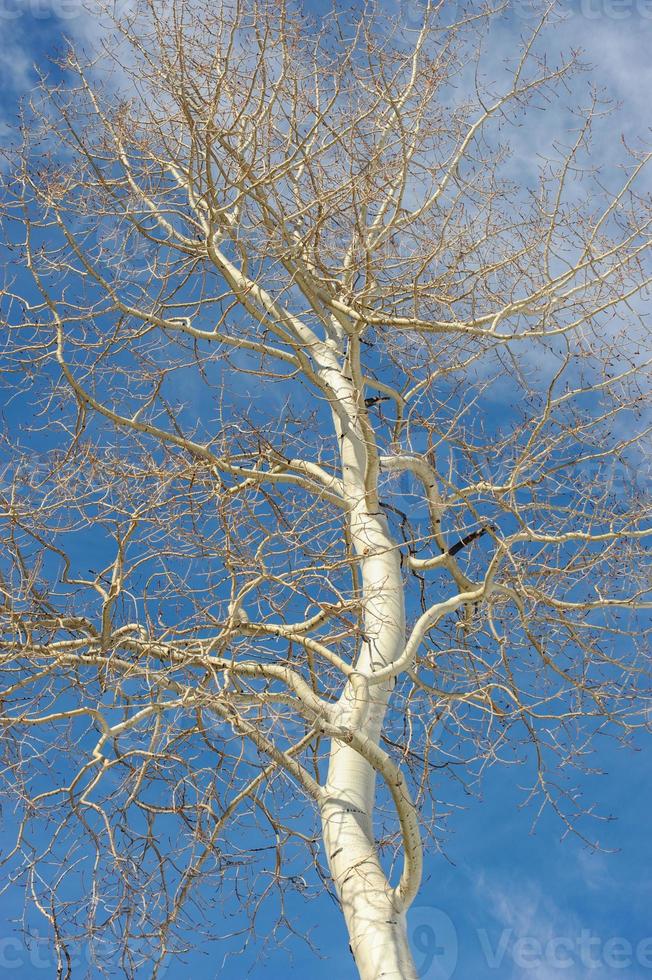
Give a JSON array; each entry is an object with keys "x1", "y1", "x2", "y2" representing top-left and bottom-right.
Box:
[
  {"x1": 320, "y1": 740, "x2": 417, "y2": 979},
  {"x1": 320, "y1": 670, "x2": 418, "y2": 980}
]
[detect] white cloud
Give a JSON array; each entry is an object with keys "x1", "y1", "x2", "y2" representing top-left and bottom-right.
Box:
[{"x1": 473, "y1": 871, "x2": 636, "y2": 979}]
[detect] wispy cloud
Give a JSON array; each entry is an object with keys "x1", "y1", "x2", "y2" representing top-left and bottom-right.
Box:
[{"x1": 473, "y1": 870, "x2": 639, "y2": 979}]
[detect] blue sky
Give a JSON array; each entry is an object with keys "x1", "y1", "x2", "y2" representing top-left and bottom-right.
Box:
[{"x1": 1, "y1": 2, "x2": 651, "y2": 978}]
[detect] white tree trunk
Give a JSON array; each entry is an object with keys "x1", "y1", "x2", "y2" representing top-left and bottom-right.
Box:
[{"x1": 319, "y1": 360, "x2": 418, "y2": 979}]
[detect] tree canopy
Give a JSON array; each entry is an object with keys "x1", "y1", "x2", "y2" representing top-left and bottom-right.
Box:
[{"x1": 0, "y1": 2, "x2": 650, "y2": 976}]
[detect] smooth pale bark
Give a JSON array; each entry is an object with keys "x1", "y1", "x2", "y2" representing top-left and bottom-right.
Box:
[{"x1": 318, "y1": 352, "x2": 419, "y2": 979}]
